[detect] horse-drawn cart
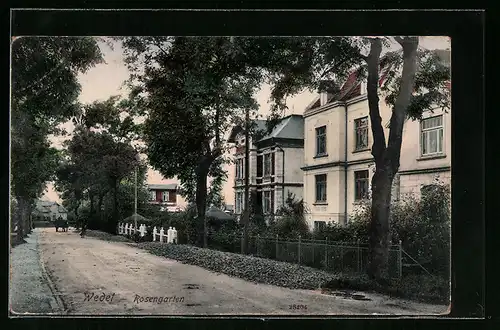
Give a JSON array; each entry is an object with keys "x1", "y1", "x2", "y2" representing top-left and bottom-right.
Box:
[{"x1": 55, "y1": 219, "x2": 69, "y2": 232}]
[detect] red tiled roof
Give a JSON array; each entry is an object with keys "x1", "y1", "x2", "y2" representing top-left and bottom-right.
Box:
[
  {"x1": 307, "y1": 49, "x2": 450, "y2": 112},
  {"x1": 335, "y1": 61, "x2": 393, "y2": 102}
]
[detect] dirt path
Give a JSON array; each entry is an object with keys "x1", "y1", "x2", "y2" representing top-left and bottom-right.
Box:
[{"x1": 39, "y1": 228, "x2": 447, "y2": 315}]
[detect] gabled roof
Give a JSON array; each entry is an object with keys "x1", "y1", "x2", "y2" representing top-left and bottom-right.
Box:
[
  {"x1": 304, "y1": 49, "x2": 451, "y2": 114},
  {"x1": 57, "y1": 205, "x2": 68, "y2": 213},
  {"x1": 255, "y1": 114, "x2": 304, "y2": 143},
  {"x1": 148, "y1": 183, "x2": 178, "y2": 190},
  {"x1": 34, "y1": 200, "x2": 67, "y2": 213},
  {"x1": 227, "y1": 119, "x2": 268, "y2": 143}
]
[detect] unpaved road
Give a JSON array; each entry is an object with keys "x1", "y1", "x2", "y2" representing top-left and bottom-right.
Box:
[{"x1": 39, "y1": 228, "x2": 448, "y2": 315}]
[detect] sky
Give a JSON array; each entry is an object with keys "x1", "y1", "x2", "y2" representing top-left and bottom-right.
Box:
[{"x1": 41, "y1": 36, "x2": 450, "y2": 205}]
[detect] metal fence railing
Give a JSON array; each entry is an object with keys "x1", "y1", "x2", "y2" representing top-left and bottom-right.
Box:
[{"x1": 208, "y1": 234, "x2": 403, "y2": 279}]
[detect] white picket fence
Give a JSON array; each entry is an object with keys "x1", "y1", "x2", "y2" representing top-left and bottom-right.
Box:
[{"x1": 117, "y1": 222, "x2": 178, "y2": 244}]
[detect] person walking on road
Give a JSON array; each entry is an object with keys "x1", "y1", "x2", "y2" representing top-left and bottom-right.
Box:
[{"x1": 80, "y1": 217, "x2": 87, "y2": 238}]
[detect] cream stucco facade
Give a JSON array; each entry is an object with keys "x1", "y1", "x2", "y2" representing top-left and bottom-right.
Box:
[{"x1": 302, "y1": 92, "x2": 451, "y2": 230}]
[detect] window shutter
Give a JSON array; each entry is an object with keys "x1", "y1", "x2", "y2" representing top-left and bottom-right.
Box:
[
  {"x1": 271, "y1": 190, "x2": 275, "y2": 213},
  {"x1": 271, "y1": 152, "x2": 275, "y2": 175},
  {"x1": 169, "y1": 191, "x2": 176, "y2": 203}
]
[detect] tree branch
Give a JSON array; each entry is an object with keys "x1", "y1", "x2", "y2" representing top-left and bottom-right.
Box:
[
  {"x1": 152, "y1": 38, "x2": 169, "y2": 58},
  {"x1": 319, "y1": 56, "x2": 352, "y2": 80},
  {"x1": 393, "y1": 36, "x2": 405, "y2": 46},
  {"x1": 15, "y1": 60, "x2": 65, "y2": 96},
  {"x1": 366, "y1": 38, "x2": 387, "y2": 164},
  {"x1": 385, "y1": 36, "x2": 419, "y2": 175}
]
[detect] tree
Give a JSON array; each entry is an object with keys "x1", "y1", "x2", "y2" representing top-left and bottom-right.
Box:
[
  {"x1": 10, "y1": 36, "x2": 103, "y2": 239},
  {"x1": 119, "y1": 37, "x2": 262, "y2": 247},
  {"x1": 56, "y1": 130, "x2": 140, "y2": 233},
  {"x1": 233, "y1": 36, "x2": 450, "y2": 281},
  {"x1": 55, "y1": 95, "x2": 143, "y2": 233}
]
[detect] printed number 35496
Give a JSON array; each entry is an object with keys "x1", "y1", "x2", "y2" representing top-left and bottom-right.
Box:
[{"x1": 289, "y1": 304, "x2": 307, "y2": 310}]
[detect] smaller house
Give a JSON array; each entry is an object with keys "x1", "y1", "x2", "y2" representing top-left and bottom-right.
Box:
[
  {"x1": 147, "y1": 184, "x2": 182, "y2": 212},
  {"x1": 223, "y1": 204, "x2": 234, "y2": 215},
  {"x1": 33, "y1": 200, "x2": 68, "y2": 221},
  {"x1": 228, "y1": 114, "x2": 305, "y2": 221}
]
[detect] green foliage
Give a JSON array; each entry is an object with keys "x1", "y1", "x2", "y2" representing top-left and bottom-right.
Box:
[
  {"x1": 234, "y1": 37, "x2": 365, "y2": 113},
  {"x1": 55, "y1": 97, "x2": 143, "y2": 233},
  {"x1": 119, "y1": 37, "x2": 263, "y2": 230},
  {"x1": 11, "y1": 37, "x2": 103, "y2": 238},
  {"x1": 208, "y1": 222, "x2": 242, "y2": 253},
  {"x1": 270, "y1": 193, "x2": 310, "y2": 239},
  {"x1": 314, "y1": 182, "x2": 451, "y2": 276}
]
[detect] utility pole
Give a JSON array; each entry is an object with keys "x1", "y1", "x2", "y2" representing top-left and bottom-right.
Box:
[
  {"x1": 242, "y1": 106, "x2": 250, "y2": 254},
  {"x1": 134, "y1": 153, "x2": 140, "y2": 230}
]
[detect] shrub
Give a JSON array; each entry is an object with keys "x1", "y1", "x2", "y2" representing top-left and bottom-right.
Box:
[
  {"x1": 390, "y1": 182, "x2": 451, "y2": 277},
  {"x1": 270, "y1": 192, "x2": 311, "y2": 239},
  {"x1": 208, "y1": 224, "x2": 241, "y2": 253},
  {"x1": 325, "y1": 181, "x2": 451, "y2": 278}
]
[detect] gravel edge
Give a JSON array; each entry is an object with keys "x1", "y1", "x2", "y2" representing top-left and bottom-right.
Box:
[{"x1": 38, "y1": 237, "x2": 69, "y2": 314}]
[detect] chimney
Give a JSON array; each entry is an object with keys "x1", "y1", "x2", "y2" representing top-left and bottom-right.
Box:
[{"x1": 320, "y1": 92, "x2": 328, "y2": 106}]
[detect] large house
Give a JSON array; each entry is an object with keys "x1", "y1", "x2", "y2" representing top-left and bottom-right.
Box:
[
  {"x1": 302, "y1": 55, "x2": 451, "y2": 230},
  {"x1": 228, "y1": 114, "x2": 305, "y2": 219},
  {"x1": 147, "y1": 183, "x2": 185, "y2": 212},
  {"x1": 229, "y1": 49, "x2": 451, "y2": 231},
  {"x1": 32, "y1": 200, "x2": 68, "y2": 221}
]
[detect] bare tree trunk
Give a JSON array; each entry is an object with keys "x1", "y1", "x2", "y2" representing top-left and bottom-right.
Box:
[
  {"x1": 195, "y1": 166, "x2": 209, "y2": 248},
  {"x1": 21, "y1": 198, "x2": 31, "y2": 238},
  {"x1": 97, "y1": 193, "x2": 105, "y2": 224},
  {"x1": 366, "y1": 37, "x2": 419, "y2": 281},
  {"x1": 111, "y1": 177, "x2": 118, "y2": 234},
  {"x1": 26, "y1": 202, "x2": 33, "y2": 235},
  {"x1": 90, "y1": 192, "x2": 95, "y2": 216}
]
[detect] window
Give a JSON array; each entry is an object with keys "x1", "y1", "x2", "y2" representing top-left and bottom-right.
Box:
[
  {"x1": 271, "y1": 152, "x2": 275, "y2": 175},
  {"x1": 421, "y1": 115, "x2": 444, "y2": 156},
  {"x1": 315, "y1": 174, "x2": 327, "y2": 202},
  {"x1": 256, "y1": 155, "x2": 263, "y2": 177},
  {"x1": 162, "y1": 191, "x2": 169, "y2": 202},
  {"x1": 264, "y1": 153, "x2": 272, "y2": 176},
  {"x1": 235, "y1": 158, "x2": 244, "y2": 179},
  {"x1": 263, "y1": 191, "x2": 272, "y2": 214},
  {"x1": 150, "y1": 190, "x2": 156, "y2": 201},
  {"x1": 314, "y1": 221, "x2": 326, "y2": 231},
  {"x1": 354, "y1": 170, "x2": 370, "y2": 200},
  {"x1": 315, "y1": 126, "x2": 327, "y2": 156},
  {"x1": 236, "y1": 192, "x2": 244, "y2": 214},
  {"x1": 355, "y1": 117, "x2": 369, "y2": 150}
]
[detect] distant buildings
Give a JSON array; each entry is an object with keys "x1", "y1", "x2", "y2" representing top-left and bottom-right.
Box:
[
  {"x1": 147, "y1": 183, "x2": 186, "y2": 212},
  {"x1": 32, "y1": 200, "x2": 68, "y2": 221}
]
